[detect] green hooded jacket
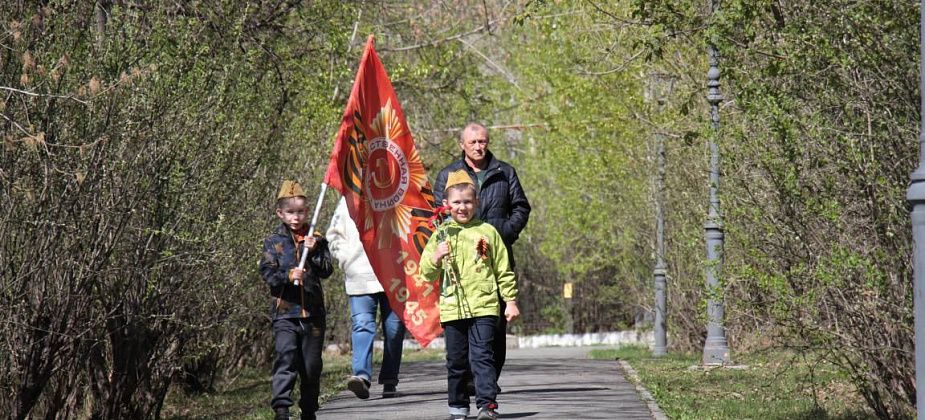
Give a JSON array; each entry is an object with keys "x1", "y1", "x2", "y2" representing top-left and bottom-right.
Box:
[{"x1": 419, "y1": 218, "x2": 518, "y2": 323}]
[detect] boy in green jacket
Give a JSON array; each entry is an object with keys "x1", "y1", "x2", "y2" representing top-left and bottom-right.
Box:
[{"x1": 420, "y1": 169, "x2": 520, "y2": 420}]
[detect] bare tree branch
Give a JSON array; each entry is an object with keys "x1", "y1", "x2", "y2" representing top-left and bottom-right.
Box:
[
  {"x1": 418, "y1": 122, "x2": 549, "y2": 134},
  {"x1": 380, "y1": 19, "x2": 500, "y2": 52},
  {"x1": 583, "y1": 0, "x2": 645, "y2": 26},
  {"x1": 455, "y1": 37, "x2": 520, "y2": 89},
  {"x1": 0, "y1": 86, "x2": 88, "y2": 104},
  {"x1": 575, "y1": 49, "x2": 644, "y2": 76}
]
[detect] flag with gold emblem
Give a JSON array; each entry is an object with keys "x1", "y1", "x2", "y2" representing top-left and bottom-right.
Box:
[{"x1": 323, "y1": 35, "x2": 441, "y2": 347}]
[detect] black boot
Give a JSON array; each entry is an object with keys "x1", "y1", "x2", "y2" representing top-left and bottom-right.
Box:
[{"x1": 274, "y1": 407, "x2": 290, "y2": 420}]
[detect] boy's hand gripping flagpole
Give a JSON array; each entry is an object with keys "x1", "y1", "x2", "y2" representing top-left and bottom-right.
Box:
[{"x1": 294, "y1": 183, "x2": 328, "y2": 286}]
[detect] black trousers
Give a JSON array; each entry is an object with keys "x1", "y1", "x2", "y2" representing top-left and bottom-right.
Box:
[
  {"x1": 271, "y1": 317, "x2": 325, "y2": 415},
  {"x1": 444, "y1": 316, "x2": 498, "y2": 410},
  {"x1": 463, "y1": 301, "x2": 507, "y2": 386}
]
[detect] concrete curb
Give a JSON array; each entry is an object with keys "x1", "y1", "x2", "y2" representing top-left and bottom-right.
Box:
[{"x1": 617, "y1": 359, "x2": 670, "y2": 420}]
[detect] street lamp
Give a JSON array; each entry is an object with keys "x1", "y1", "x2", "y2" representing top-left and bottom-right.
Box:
[
  {"x1": 906, "y1": 1, "x2": 925, "y2": 416},
  {"x1": 702, "y1": 0, "x2": 731, "y2": 366},
  {"x1": 646, "y1": 72, "x2": 675, "y2": 357}
]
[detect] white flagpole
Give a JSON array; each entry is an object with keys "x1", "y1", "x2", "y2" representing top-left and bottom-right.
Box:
[{"x1": 295, "y1": 183, "x2": 328, "y2": 285}]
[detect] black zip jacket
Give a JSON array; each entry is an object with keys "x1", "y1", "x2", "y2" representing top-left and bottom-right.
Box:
[
  {"x1": 433, "y1": 151, "x2": 531, "y2": 267},
  {"x1": 259, "y1": 223, "x2": 333, "y2": 319}
]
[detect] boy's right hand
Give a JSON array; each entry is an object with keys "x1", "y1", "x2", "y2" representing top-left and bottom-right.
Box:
[
  {"x1": 504, "y1": 300, "x2": 520, "y2": 322},
  {"x1": 304, "y1": 235, "x2": 318, "y2": 251},
  {"x1": 432, "y1": 241, "x2": 450, "y2": 264},
  {"x1": 288, "y1": 268, "x2": 304, "y2": 282}
]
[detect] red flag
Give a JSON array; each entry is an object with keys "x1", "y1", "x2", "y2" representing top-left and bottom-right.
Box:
[{"x1": 324, "y1": 35, "x2": 441, "y2": 347}]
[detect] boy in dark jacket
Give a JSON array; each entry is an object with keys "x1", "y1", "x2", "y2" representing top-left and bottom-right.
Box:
[{"x1": 259, "y1": 180, "x2": 333, "y2": 420}]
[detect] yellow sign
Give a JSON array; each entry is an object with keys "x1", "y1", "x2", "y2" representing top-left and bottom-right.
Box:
[{"x1": 563, "y1": 282, "x2": 573, "y2": 299}]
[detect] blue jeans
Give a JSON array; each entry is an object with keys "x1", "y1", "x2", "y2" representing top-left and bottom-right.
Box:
[
  {"x1": 444, "y1": 316, "x2": 498, "y2": 411},
  {"x1": 349, "y1": 292, "x2": 405, "y2": 384}
]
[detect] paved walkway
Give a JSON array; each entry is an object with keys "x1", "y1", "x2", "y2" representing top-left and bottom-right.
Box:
[{"x1": 317, "y1": 346, "x2": 654, "y2": 419}]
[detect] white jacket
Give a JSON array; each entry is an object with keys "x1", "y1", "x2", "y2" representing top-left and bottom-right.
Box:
[{"x1": 325, "y1": 197, "x2": 384, "y2": 295}]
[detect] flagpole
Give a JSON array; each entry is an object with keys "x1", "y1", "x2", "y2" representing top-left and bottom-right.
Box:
[
  {"x1": 292, "y1": 28, "x2": 365, "y2": 284},
  {"x1": 295, "y1": 183, "x2": 329, "y2": 285}
]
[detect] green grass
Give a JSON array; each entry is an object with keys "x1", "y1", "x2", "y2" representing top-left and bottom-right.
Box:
[
  {"x1": 589, "y1": 346, "x2": 875, "y2": 420},
  {"x1": 162, "y1": 348, "x2": 445, "y2": 419}
]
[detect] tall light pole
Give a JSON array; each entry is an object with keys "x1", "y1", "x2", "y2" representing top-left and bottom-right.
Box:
[
  {"x1": 647, "y1": 73, "x2": 674, "y2": 357},
  {"x1": 906, "y1": 1, "x2": 925, "y2": 416},
  {"x1": 702, "y1": 0, "x2": 731, "y2": 366}
]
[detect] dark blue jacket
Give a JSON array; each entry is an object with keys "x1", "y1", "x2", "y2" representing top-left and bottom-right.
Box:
[
  {"x1": 259, "y1": 223, "x2": 333, "y2": 319},
  {"x1": 433, "y1": 151, "x2": 531, "y2": 267}
]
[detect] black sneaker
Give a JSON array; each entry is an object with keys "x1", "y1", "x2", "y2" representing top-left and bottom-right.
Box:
[
  {"x1": 347, "y1": 375, "x2": 370, "y2": 399},
  {"x1": 382, "y1": 383, "x2": 398, "y2": 398},
  {"x1": 273, "y1": 407, "x2": 290, "y2": 420},
  {"x1": 477, "y1": 403, "x2": 499, "y2": 420}
]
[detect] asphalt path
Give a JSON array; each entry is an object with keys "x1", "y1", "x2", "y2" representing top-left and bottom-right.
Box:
[{"x1": 317, "y1": 346, "x2": 654, "y2": 420}]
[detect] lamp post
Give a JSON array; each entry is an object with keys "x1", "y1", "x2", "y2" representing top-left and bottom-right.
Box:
[
  {"x1": 647, "y1": 73, "x2": 674, "y2": 357},
  {"x1": 906, "y1": 1, "x2": 925, "y2": 416},
  {"x1": 702, "y1": 0, "x2": 731, "y2": 366}
]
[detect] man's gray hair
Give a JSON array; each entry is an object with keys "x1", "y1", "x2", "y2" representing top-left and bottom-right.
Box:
[{"x1": 459, "y1": 122, "x2": 489, "y2": 143}]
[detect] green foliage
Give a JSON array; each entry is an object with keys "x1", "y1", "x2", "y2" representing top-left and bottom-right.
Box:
[
  {"x1": 485, "y1": 0, "x2": 652, "y2": 333},
  {"x1": 627, "y1": 0, "x2": 918, "y2": 417},
  {"x1": 0, "y1": 1, "x2": 360, "y2": 417}
]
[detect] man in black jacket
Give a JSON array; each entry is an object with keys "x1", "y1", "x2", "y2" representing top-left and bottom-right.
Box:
[{"x1": 433, "y1": 122, "x2": 531, "y2": 385}]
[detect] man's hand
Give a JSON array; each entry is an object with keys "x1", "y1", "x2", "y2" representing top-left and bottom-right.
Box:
[
  {"x1": 289, "y1": 268, "x2": 304, "y2": 283},
  {"x1": 504, "y1": 300, "x2": 520, "y2": 322},
  {"x1": 432, "y1": 241, "x2": 450, "y2": 264}
]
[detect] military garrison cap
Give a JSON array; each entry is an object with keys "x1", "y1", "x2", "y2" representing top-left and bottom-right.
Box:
[
  {"x1": 444, "y1": 170, "x2": 475, "y2": 191},
  {"x1": 277, "y1": 180, "x2": 307, "y2": 199}
]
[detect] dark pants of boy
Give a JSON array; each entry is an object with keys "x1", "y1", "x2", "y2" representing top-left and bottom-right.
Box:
[
  {"x1": 444, "y1": 316, "x2": 499, "y2": 411},
  {"x1": 271, "y1": 317, "x2": 326, "y2": 416},
  {"x1": 463, "y1": 300, "x2": 507, "y2": 389}
]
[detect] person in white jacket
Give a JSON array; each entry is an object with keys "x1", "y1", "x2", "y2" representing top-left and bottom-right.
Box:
[{"x1": 326, "y1": 197, "x2": 406, "y2": 399}]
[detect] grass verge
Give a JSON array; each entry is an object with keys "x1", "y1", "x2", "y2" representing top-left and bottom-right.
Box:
[
  {"x1": 589, "y1": 345, "x2": 875, "y2": 420},
  {"x1": 162, "y1": 348, "x2": 445, "y2": 419}
]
